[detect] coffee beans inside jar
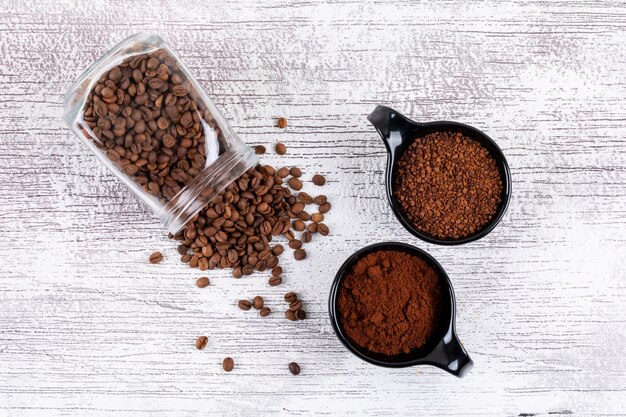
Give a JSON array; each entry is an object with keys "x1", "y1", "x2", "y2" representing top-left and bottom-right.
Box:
[
  {"x1": 394, "y1": 131, "x2": 503, "y2": 239},
  {"x1": 78, "y1": 48, "x2": 226, "y2": 205}
]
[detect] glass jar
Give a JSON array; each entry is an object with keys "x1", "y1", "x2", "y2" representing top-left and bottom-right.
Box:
[{"x1": 63, "y1": 33, "x2": 258, "y2": 233}]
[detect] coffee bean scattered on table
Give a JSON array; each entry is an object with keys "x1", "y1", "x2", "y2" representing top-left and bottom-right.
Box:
[
  {"x1": 268, "y1": 276, "x2": 283, "y2": 286},
  {"x1": 149, "y1": 251, "x2": 163, "y2": 264},
  {"x1": 260, "y1": 307, "x2": 271, "y2": 317},
  {"x1": 196, "y1": 277, "x2": 210, "y2": 288},
  {"x1": 394, "y1": 131, "x2": 503, "y2": 239},
  {"x1": 238, "y1": 300, "x2": 252, "y2": 311},
  {"x1": 312, "y1": 174, "x2": 326, "y2": 186},
  {"x1": 255, "y1": 145, "x2": 266, "y2": 155},
  {"x1": 253, "y1": 296, "x2": 264, "y2": 310},
  {"x1": 275, "y1": 143, "x2": 287, "y2": 155},
  {"x1": 222, "y1": 357, "x2": 234, "y2": 372},
  {"x1": 195, "y1": 336, "x2": 208, "y2": 350},
  {"x1": 289, "y1": 362, "x2": 301, "y2": 375},
  {"x1": 277, "y1": 117, "x2": 287, "y2": 129}
]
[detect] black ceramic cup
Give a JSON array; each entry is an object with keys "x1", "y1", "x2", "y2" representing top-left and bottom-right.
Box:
[
  {"x1": 328, "y1": 242, "x2": 473, "y2": 377},
  {"x1": 367, "y1": 105, "x2": 512, "y2": 245}
]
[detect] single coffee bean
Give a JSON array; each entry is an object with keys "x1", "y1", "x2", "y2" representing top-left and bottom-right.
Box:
[
  {"x1": 292, "y1": 220, "x2": 305, "y2": 231},
  {"x1": 290, "y1": 167, "x2": 302, "y2": 178},
  {"x1": 149, "y1": 251, "x2": 163, "y2": 264},
  {"x1": 284, "y1": 292, "x2": 298, "y2": 303},
  {"x1": 289, "y1": 300, "x2": 303, "y2": 311},
  {"x1": 277, "y1": 167, "x2": 289, "y2": 178},
  {"x1": 277, "y1": 117, "x2": 287, "y2": 128},
  {"x1": 268, "y1": 276, "x2": 283, "y2": 286},
  {"x1": 223, "y1": 357, "x2": 234, "y2": 372},
  {"x1": 292, "y1": 202, "x2": 305, "y2": 214},
  {"x1": 297, "y1": 192, "x2": 312, "y2": 204},
  {"x1": 196, "y1": 277, "x2": 210, "y2": 288},
  {"x1": 301, "y1": 230, "x2": 312, "y2": 243},
  {"x1": 314, "y1": 195, "x2": 327, "y2": 205},
  {"x1": 238, "y1": 300, "x2": 252, "y2": 311},
  {"x1": 260, "y1": 307, "x2": 271, "y2": 317},
  {"x1": 255, "y1": 145, "x2": 266, "y2": 155},
  {"x1": 295, "y1": 309, "x2": 307, "y2": 320},
  {"x1": 312, "y1": 174, "x2": 326, "y2": 186},
  {"x1": 271, "y1": 266, "x2": 283, "y2": 276},
  {"x1": 319, "y1": 202, "x2": 332, "y2": 214},
  {"x1": 288, "y1": 177, "x2": 303, "y2": 191},
  {"x1": 288, "y1": 239, "x2": 302, "y2": 250},
  {"x1": 298, "y1": 211, "x2": 310, "y2": 221},
  {"x1": 285, "y1": 309, "x2": 297, "y2": 321},
  {"x1": 275, "y1": 142, "x2": 287, "y2": 155},
  {"x1": 272, "y1": 245, "x2": 284, "y2": 256},
  {"x1": 294, "y1": 249, "x2": 307, "y2": 261},
  {"x1": 253, "y1": 296, "x2": 264, "y2": 310},
  {"x1": 242, "y1": 264, "x2": 254, "y2": 275},
  {"x1": 284, "y1": 230, "x2": 295, "y2": 241},
  {"x1": 289, "y1": 362, "x2": 301, "y2": 375},
  {"x1": 232, "y1": 267, "x2": 243, "y2": 279},
  {"x1": 307, "y1": 222, "x2": 318, "y2": 233},
  {"x1": 311, "y1": 213, "x2": 324, "y2": 223},
  {"x1": 195, "y1": 336, "x2": 208, "y2": 350},
  {"x1": 318, "y1": 223, "x2": 329, "y2": 236}
]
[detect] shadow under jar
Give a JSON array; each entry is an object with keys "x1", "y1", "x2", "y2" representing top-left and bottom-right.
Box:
[{"x1": 367, "y1": 105, "x2": 511, "y2": 245}]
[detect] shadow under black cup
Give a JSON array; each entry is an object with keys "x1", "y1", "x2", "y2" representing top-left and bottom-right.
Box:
[
  {"x1": 367, "y1": 105, "x2": 512, "y2": 245},
  {"x1": 328, "y1": 242, "x2": 473, "y2": 377}
]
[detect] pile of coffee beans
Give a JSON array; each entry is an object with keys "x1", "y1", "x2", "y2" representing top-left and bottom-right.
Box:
[
  {"x1": 394, "y1": 131, "x2": 502, "y2": 239},
  {"x1": 80, "y1": 48, "x2": 222, "y2": 203},
  {"x1": 283, "y1": 292, "x2": 306, "y2": 321}
]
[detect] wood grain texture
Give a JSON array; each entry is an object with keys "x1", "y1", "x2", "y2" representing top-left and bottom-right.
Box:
[{"x1": 1, "y1": 0, "x2": 626, "y2": 416}]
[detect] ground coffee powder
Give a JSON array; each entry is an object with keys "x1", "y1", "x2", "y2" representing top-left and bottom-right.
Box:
[
  {"x1": 337, "y1": 250, "x2": 443, "y2": 356},
  {"x1": 394, "y1": 131, "x2": 503, "y2": 239}
]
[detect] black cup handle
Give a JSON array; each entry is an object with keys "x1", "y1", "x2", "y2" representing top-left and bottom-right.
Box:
[
  {"x1": 367, "y1": 105, "x2": 423, "y2": 155},
  {"x1": 426, "y1": 331, "x2": 473, "y2": 378}
]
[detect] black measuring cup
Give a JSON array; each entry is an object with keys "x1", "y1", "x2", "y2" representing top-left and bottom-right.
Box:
[
  {"x1": 328, "y1": 242, "x2": 473, "y2": 377},
  {"x1": 367, "y1": 105, "x2": 512, "y2": 245}
]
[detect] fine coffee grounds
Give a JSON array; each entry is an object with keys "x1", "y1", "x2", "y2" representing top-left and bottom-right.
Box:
[
  {"x1": 337, "y1": 250, "x2": 443, "y2": 356},
  {"x1": 394, "y1": 131, "x2": 503, "y2": 239}
]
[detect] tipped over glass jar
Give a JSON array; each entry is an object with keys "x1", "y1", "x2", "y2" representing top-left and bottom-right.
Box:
[{"x1": 63, "y1": 33, "x2": 258, "y2": 233}]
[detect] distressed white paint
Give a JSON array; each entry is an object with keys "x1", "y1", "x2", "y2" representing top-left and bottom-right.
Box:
[{"x1": 1, "y1": 1, "x2": 626, "y2": 416}]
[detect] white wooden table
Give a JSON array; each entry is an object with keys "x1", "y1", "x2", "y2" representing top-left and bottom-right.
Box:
[{"x1": 1, "y1": 1, "x2": 625, "y2": 416}]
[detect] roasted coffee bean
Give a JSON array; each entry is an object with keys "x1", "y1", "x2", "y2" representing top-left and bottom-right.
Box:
[
  {"x1": 253, "y1": 296, "x2": 264, "y2": 310},
  {"x1": 277, "y1": 117, "x2": 288, "y2": 128},
  {"x1": 275, "y1": 142, "x2": 287, "y2": 155},
  {"x1": 289, "y1": 167, "x2": 302, "y2": 178},
  {"x1": 277, "y1": 167, "x2": 289, "y2": 178},
  {"x1": 177, "y1": 244, "x2": 188, "y2": 256},
  {"x1": 293, "y1": 220, "x2": 306, "y2": 231},
  {"x1": 268, "y1": 276, "x2": 283, "y2": 286},
  {"x1": 312, "y1": 174, "x2": 326, "y2": 186},
  {"x1": 318, "y1": 223, "x2": 329, "y2": 236},
  {"x1": 295, "y1": 309, "x2": 307, "y2": 320},
  {"x1": 232, "y1": 267, "x2": 243, "y2": 279},
  {"x1": 149, "y1": 251, "x2": 163, "y2": 264},
  {"x1": 195, "y1": 336, "x2": 208, "y2": 350},
  {"x1": 238, "y1": 300, "x2": 252, "y2": 311},
  {"x1": 319, "y1": 202, "x2": 332, "y2": 214},
  {"x1": 223, "y1": 357, "x2": 234, "y2": 372},
  {"x1": 272, "y1": 245, "x2": 284, "y2": 256},
  {"x1": 297, "y1": 192, "x2": 312, "y2": 204},
  {"x1": 284, "y1": 292, "x2": 298, "y2": 303},
  {"x1": 288, "y1": 239, "x2": 302, "y2": 250},
  {"x1": 242, "y1": 264, "x2": 254, "y2": 275},
  {"x1": 301, "y1": 230, "x2": 312, "y2": 243},
  {"x1": 271, "y1": 266, "x2": 283, "y2": 276},
  {"x1": 294, "y1": 249, "x2": 307, "y2": 260},
  {"x1": 255, "y1": 145, "x2": 266, "y2": 155},
  {"x1": 289, "y1": 300, "x2": 303, "y2": 311},
  {"x1": 298, "y1": 211, "x2": 310, "y2": 221},
  {"x1": 314, "y1": 195, "x2": 327, "y2": 205},
  {"x1": 260, "y1": 307, "x2": 271, "y2": 317},
  {"x1": 292, "y1": 202, "x2": 305, "y2": 214},
  {"x1": 196, "y1": 277, "x2": 210, "y2": 288},
  {"x1": 288, "y1": 177, "x2": 303, "y2": 190},
  {"x1": 285, "y1": 309, "x2": 297, "y2": 321},
  {"x1": 307, "y1": 222, "x2": 318, "y2": 233},
  {"x1": 289, "y1": 362, "x2": 301, "y2": 375},
  {"x1": 311, "y1": 213, "x2": 324, "y2": 223}
]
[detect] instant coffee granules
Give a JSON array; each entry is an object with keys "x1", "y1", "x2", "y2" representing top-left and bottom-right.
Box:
[
  {"x1": 394, "y1": 131, "x2": 503, "y2": 239},
  {"x1": 337, "y1": 250, "x2": 443, "y2": 356}
]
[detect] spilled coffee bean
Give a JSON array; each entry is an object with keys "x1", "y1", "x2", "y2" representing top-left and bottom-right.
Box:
[
  {"x1": 195, "y1": 336, "x2": 208, "y2": 350},
  {"x1": 289, "y1": 362, "x2": 301, "y2": 375},
  {"x1": 222, "y1": 357, "x2": 234, "y2": 372},
  {"x1": 149, "y1": 251, "x2": 163, "y2": 264}
]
